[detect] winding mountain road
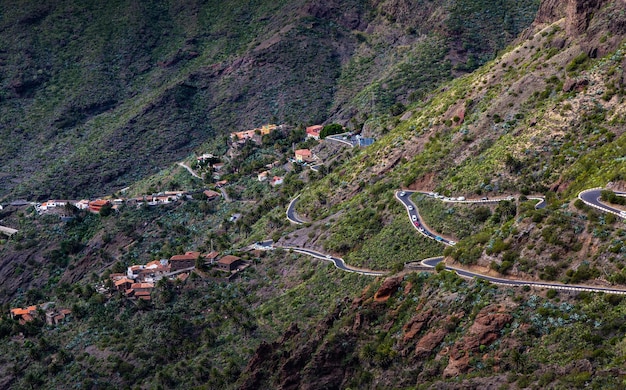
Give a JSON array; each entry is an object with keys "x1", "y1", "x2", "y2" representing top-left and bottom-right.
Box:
[
  {"x1": 578, "y1": 188, "x2": 626, "y2": 218},
  {"x1": 400, "y1": 189, "x2": 626, "y2": 295},
  {"x1": 0, "y1": 225, "x2": 18, "y2": 237},
  {"x1": 420, "y1": 257, "x2": 626, "y2": 294},
  {"x1": 177, "y1": 162, "x2": 201, "y2": 179},
  {"x1": 280, "y1": 246, "x2": 386, "y2": 276},
  {"x1": 286, "y1": 195, "x2": 306, "y2": 224},
  {"x1": 277, "y1": 188, "x2": 626, "y2": 294},
  {"x1": 325, "y1": 133, "x2": 356, "y2": 148}
]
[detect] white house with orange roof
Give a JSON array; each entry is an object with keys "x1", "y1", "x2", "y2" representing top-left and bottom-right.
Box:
[
  {"x1": 270, "y1": 176, "x2": 284, "y2": 187},
  {"x1": 306, "y1": 125, "x2": 322, "y2": 140}
]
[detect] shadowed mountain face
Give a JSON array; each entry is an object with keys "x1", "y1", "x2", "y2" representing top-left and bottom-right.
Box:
[{"x1": 0, "y1": 0, "x2": 539, "y2": 200}]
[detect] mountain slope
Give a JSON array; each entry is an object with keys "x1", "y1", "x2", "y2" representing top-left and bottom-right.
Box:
[{"x1": 0, "y1": 0, "x2": 540, "y2": 200}]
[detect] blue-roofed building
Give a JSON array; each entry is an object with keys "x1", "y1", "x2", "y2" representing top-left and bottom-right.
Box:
[{"x1": 358, "y1": 137, "x2": 375, "y2": 147}]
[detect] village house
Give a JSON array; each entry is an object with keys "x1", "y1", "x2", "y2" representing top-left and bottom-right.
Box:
[
  {"x1": 204, "y1": 251, "x2": 219, "y2": 265},
  {"x1": 270, "y1": 176, "x2": 284, "y2": 187},
  {"x1": 203, "y1": 190, "x2": 221, "y2": 201},
  {"x1": 217, "y1": 255, "x2": 245, "y2": 272},
  {"x1": 115, "y1": 277, "x2": 134, "y2": 292},
  {"x1": 216, "y1": 180, "x2": 228, "y2": 188},
  {"x1": 89, "y1": 199, "x2": 111, "y2": 213},
  {"x1": 358, "y1": 136, "x2": 375, "y2": 147},
  {"x1": 213, "y1": 162, "x2": 225, "y2": 171},
  {"x1": 74, "y1": 200, "x2": 90, "y2": 210},
  {"x1": 45, "y1": 308, "x2": 72, "y2": 326},
  {"x1": 259, "y1": 124, "x2": 278, "y2": 135},
  {"x1": 295, "y1": 149, "x2": 312, "y2": 163},
  {"x1": 9, "y1": 302, "x2": 68, "y2": 325},
  {"x1": 197, "y1": 153, "x2": 214, "y2": 162},
  {"x1": 10, "y1": 305, "x2": 39, "y2": 324},
  {"x1": 126, "y1": 259, "x2": 170, "y2": 281},
  {"x1": 231, "y1": 129, "x2": 257, "y2": 141},
  {"x1": 258, "y1": 171, "x2": 269, "y2": 181},
  {"x1": 170, "y1": 251, "x2": 199, "y2": 271},
  {"x1": 231, "y1": 124, "x2": 278, "y2": 142},
  {"x1": 127, "y1": 283, "x2": 154, "y2": 300},
  {"x1": 306, "y1": 125, "x2": 322, "y2": 140}
]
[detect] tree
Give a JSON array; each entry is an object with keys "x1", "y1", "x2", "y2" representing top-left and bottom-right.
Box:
[
  {"x1": 99, "y1": 203, "x2": 113, "y2": 217},
  {"x1": 320, "y1": 123, "x2": 344, "y2": 139}
]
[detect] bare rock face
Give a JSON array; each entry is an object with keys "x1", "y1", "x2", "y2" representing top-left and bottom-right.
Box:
[
  {"x1": 415, "y1": 328, "x2": 448, "y2": 359},
  {"x1": 531, "y1": 0, "x2": 606, "y2": 35},
  {"x1": 373, "y1": 276, "x2": 403, "y2": 302},
  {"x1": 566, "y1": 0, "x2": 603, "y2": 36},
  {"x1": 533, "y1": 0, "x2": 567, "y2": 25},
  {"x1": 563, "y1": 78, "x2": 589, "y2": 92},
  {"x1": 402, "y1": 309, "x2": 433, "y2": 342},
  {"x1": 442, "y1": 305, "x2": 512, "y2": 378}
]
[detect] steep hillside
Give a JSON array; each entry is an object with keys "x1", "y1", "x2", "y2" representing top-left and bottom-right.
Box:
[
  {"x1": 240, "y1": 273, "x2": 626, "y2": 389},
  {"x1": 0, "y1": 0, "x2": 539, "y2": 200},
  {"x1": 2, "y1": 0, "x2": 626, "y2": 389},
  {"x1": 292, "y1": 0, "x2": 626, "y2": 282}
]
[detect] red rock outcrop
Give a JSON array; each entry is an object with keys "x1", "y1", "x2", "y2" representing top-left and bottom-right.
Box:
[
  {"x1": 415, "y1": 328, "x2": 448, "y2": 359},
  {"x1": 402, "y1": 309, "x2": 433, "y2": 342},
  {"x1": 373, "y1": 276, "x2": 403, "y2": 302},
  {"x1": 442, "y1": 305, "x2": 512, "y2": 378}
]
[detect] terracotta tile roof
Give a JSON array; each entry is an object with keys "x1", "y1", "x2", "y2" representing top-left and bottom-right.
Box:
[
  {"x1": 205, "y1": 251, "x2": 219, "y2": 260},
  {"x1": 89, "y1": 199, "x2": 110, "y2": 207},
  {"x1": 115, "y1": 278, "x2": 133, "y2": 286},
  {"x1": 130, "y1": 283, "x2": 154, "y2": 289},
  {"x1": 295, "y1": 149, "x2": 312, "y2": 157},
  {"x1": 134, "y1": 290, "x2": 151, "y2": 296},
  {"x1": 11, "y1": 308, "x2": 28, "y2": 316},
  {"x1": 203, "y1": 190, "x2": 221, "y2": 198},
  {"x1": 218, "y1": 255, "x2": 242, "y2": 265},
  {"x1": 145, "y1": 260, "x2": 161, "y2": 268},
  {"x1": 171, "y1": 251, "x2": 200, "y2": 261},
  {"x1": 306, "y1": 125, "x2": 322, "y2": 135}
]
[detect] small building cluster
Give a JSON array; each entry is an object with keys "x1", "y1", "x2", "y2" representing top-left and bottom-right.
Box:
[
  {"x1": 35, "y1": 191, "x2": 201, "y2": 217},
  {"x1": 231, "y1": 124, "x2": 278, "y2": 143},
  {"x1": 9, "y1": 303, "x2": 71, "y2": 326},
  {"x1": 109, "y1": 250, "x2": 249, "y2": 300}
]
